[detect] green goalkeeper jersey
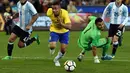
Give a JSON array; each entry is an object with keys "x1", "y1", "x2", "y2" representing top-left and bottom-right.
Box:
[{"x1": 78, "y1": 16, "x2": 101, "y2": 50}]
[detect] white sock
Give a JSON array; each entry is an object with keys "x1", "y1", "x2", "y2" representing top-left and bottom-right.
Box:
[
  {"x1": 55, "y1": 52, "x2": 64, "y2": 60},
  {"x1": 94, "y1": 55, "x2": 99, "y2": 60},
  {"x1": 8, "y1": 42, "x2": 14, "y2": 45}
]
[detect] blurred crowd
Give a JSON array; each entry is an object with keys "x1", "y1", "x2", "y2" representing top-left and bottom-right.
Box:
[
  {"x1": 0, "y1": 0, "x2": 130, "y2": 13},
  {"x1": 0, "y1": 0, "x2": 129, "y2": 34}
]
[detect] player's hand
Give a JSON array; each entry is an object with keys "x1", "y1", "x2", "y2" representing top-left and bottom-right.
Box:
[
  {"x1": 118, "y1": 24, "x2": 124, "y2": 29},
  {"x1": 26, "y1": 25, "x2": 31, "y2": 30},
  {"x1": 54, "y1": 17, "x2": 63, "y2": 29},
  {"x1": 7, "y1": 16, "x2": 13, "y2": 19},
  {"x1": 57, "y1": 16, "x2": 63, "y2": 26}
]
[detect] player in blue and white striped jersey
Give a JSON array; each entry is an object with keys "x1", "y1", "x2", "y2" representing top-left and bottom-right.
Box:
[
  {"x1": 102, "y1": 0, "x2": 128, "y2": 58},
  {"x1": 2, "y1": 0, "x2": 40, "y2": 60}
]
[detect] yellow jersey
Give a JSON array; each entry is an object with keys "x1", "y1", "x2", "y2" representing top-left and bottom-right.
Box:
[{"x1": 47, "y1": 8, "x2": 71, "y2": 33}]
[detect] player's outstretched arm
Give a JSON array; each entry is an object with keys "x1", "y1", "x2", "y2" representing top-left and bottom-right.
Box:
[
  {"x1": 26, "y1": 14, "x2": 39, "y2": 30},
  {"x1": 29, "y1": 14, "x2": 39, "y2": 25},
  {"x1": 12, "y1": 13, "x2": 19, "y2": 19}
]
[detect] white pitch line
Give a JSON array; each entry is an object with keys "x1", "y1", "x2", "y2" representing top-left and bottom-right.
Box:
[{"x1": 0, "y1": 56, "x2": 130, "y2": 62}]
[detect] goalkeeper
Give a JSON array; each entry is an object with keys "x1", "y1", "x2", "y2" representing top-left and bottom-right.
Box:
[{"x1": 77, "y1": 16, "x2": 112, "y2": 63}]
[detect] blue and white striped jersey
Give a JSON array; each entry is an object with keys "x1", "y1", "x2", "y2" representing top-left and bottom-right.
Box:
[
  {"x1": 17, "y1": 1, "x2": 37, "y2": 32},
  {"x1": 102, "y1": 2, "x2": 128, "y2": 25}
]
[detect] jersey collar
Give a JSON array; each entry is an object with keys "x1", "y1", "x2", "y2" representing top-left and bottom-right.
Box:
[{"x1": 21, "y1": 0, "x2": 27, "y2": 6}]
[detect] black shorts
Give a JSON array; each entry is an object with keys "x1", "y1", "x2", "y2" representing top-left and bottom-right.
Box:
[
  {"x1": 108, "y1": 24, "x2": 124, "y2": 37},
  {"x1": 12, "y1": 25, "x2": 30, "y2": 42}
]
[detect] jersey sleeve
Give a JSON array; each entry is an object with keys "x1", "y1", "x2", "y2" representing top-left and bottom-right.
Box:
[
  {"x1": 63, "y1": 11, "x2": 71, "y2": 24},
  {"x1": 28, "y1": 2, "x2": 37, "y2": 15},
  {"x1": 89, "y1": 16, "x2": 97, "y2": 21},
  {"x1": 16, "y1": 2, "x2": 20, "y2": 13},
  {"x1": 85, "y1": 16, "x2": 96, "y2": 28},
  {"x1": 122, "y1": 6, "x2": 128, "y2": 25},
  {"x1": 102, "y1": 3, "x2": 112, "y2": 20},
  {"x1": 47, "y1": 8, "x2": 52, "y2": 17}
]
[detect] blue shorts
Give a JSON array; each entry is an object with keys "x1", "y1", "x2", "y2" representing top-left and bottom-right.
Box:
[{"x1": 49, "y1": 31, "x2": 70, "y2": 44}]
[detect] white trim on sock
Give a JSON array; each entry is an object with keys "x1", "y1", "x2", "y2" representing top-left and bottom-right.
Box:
[
  {"x1": 8, "y1": 42, "x2": 14, "y2": 45},
  {"x1": 113, "y1": 41, "x2": 118, "y2": 45}
]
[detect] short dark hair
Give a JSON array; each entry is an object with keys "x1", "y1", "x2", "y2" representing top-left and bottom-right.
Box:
[
  {"x1": 95, "y1": 18, "x2": 103, "y2": 24},
  {"x1": 52, "y1": 0, "x2": 61, "y2": 5}
]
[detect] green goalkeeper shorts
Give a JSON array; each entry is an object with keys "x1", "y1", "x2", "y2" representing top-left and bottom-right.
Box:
[{"x1": 78, "y1": 38, "x2": 111, "y2": 51}]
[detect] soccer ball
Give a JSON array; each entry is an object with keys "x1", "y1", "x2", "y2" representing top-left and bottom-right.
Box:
[{"x1": 64, "y1": 60, "x2": 76, "y2": 72}]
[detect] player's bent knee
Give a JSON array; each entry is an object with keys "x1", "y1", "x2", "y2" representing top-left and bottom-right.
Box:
[
  {"x1": 18, "y1": 44, "x2": 24, "y2": 48},
  {"x1": 18, "y1": 43, "x2": 24, "y2": 48},
  {"x1": 49, "y1": 44, "x2": 56, "y2": 48},
  {"x1": 113, "y1": 35, "x2": 119, "y2": 42},
  {"x1": 8, "y1": 38, "x2": 15, "y2": 42},
  {"x1": 49, "y1": 45, "x2": 56, "y2": 49}
]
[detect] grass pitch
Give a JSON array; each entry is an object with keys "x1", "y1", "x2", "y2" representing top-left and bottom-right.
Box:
[{"x1": 0, "y1": 31, "x2": 130, "y2": 73}]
